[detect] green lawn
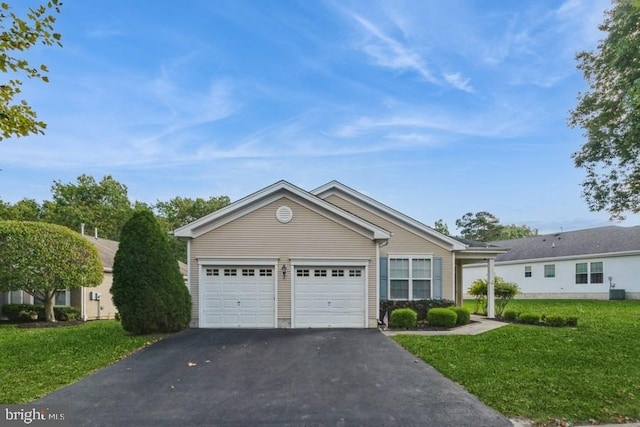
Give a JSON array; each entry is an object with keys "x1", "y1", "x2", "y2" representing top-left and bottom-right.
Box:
[
  {"x1": 394, "y1": 300, "x2": 640, "y2": 425},
  {"x1": 0, "y1": 321, "x2": 162, "y2": 403}
]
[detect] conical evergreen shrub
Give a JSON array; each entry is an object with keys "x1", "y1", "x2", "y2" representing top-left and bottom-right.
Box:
[{"x1": 111, "y1": 209, "x2": 191, "y2": 334}]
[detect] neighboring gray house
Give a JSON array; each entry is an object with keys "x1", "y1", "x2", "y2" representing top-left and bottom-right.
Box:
[{"x1": 463, "y1": 226, "x2": 640, "y2": 300}]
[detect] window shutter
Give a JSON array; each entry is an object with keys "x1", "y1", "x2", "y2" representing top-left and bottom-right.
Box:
[
  {"x1": 379, "y1": 257, "x2": 388, "y2": 300},
  {"x1": 433, "y1": 257, "x2": 442, "y2": 300}
]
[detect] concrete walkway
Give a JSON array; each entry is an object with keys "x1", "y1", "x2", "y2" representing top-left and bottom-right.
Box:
[{"x1": 382, "y1": 314, "x2": 508, "y2": 336}]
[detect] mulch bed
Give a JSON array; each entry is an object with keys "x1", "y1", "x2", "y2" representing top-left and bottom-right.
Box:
[{"x1": 385, "y1": 319, "x2": 479, "y2": 332}]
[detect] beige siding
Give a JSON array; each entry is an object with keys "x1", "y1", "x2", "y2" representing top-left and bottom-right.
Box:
[
  {"x1": 190, "y1": 196, "x2": 378, "y2": 327},
  {"x1": 324, "y1": 194, "x2": 455, "y2": 301},
  {"x1": 68, "y1": 274, "x2": 117, "y2": 320}
]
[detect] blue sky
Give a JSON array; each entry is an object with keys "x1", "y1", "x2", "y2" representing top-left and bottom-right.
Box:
[{"x1": 1, "y1": 0, "x2": 635, "y2": 234}]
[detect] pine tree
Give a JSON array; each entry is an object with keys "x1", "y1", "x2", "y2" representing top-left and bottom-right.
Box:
[{"x1": 111, "y1": 209, "x2": 191, "y2": 334}]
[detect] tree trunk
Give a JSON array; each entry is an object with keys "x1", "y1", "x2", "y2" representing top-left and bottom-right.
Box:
[{"x1": 44, "y1": 292, "x2": 57, "y2": 323}]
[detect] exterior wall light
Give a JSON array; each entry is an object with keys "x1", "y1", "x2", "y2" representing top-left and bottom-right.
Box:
[{"x1": 282, "y1": 264, "x2": 287, "y2": 278}]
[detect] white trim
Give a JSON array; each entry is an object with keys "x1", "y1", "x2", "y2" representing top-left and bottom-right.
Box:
[
  {"x1": 311, "y1": 181, "x2": 466, "y2": 251},
  {"x1": 464, "y1": 250, "x2": 640, "y2": 268},
  {"x1": 174, "y1": 181, "x2": 391, "y2": 241},
  {"x1": 197, "y1": 260, "x2": 278, "y2": 328},
  {"x1": 387, "y1": 254, "x2": 434, "y2": 300},
  {"x1": 291, "y1": 259, "x2": 369, "y2": 328},
  {"x1": 376, "y1": 241, "x2": 381, "y2": 323}
]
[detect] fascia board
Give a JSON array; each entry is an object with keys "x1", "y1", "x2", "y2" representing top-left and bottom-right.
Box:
[{"x1": 313, "y1": 183, "x2": 464, "y2": 250}]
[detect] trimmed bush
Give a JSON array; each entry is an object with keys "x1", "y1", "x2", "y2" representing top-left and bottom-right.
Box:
[
  {"x1": 427, "y1": 308, "x2": 458, "y2": 328},
  {"x1": 380, "y1": 299, "x2": 455, "y2": 321},
  {"x1": 450, "y1": 306, "x2": 471, "y2": 326},
  {"x1": 111, "y1": 209, "x2": 191, "y2": 334},
  {"x1": 518, "y1": 312, "x2": 540, "y2": 325},
  {"x1": 503, "y1": 309, "x2": 519, "y2": 321},
  {"x1": 566, "y1": 316, "x2": 579, "y2": 327},
  {"x1": 390, "y1": 308, "x2": 418, "y2": 329},
  {"x1": 54, "y1": 306, "x2": 81, "y2": 321}
]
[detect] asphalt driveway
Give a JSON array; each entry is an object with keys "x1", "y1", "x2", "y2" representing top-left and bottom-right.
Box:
[{"x1": 37, "y1": 329, "x2": 512, "y2": 426}]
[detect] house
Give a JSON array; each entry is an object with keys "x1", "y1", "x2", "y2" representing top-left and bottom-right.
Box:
[
  {"x1": 174, "y1": 180, "x2": 506, "y2": 328},
  {"x1": 462, "y1": 226, "x2": 640, "y2": 300},
  {"x1": 0, "y1": 232, "x2": 188, "y2": 320}
]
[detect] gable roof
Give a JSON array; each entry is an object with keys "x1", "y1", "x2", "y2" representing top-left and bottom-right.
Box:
[
  {"x1": 83, "y1": 235, "x2": 188, "y2": 276},
  {"x1": 491, "y1": 226, "x2": 640, "y2": 262},
  {"x1": 312, "y1": 180, "x2": 467, "y2": 251},
  {"x1": 174, "y1": 180, "x2": 391, "y2": 241}
]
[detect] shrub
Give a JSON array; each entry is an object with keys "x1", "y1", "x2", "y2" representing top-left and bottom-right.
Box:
[
  {"x1": 566, "y1": 316, "x2": 579, "y2": 327},
  {"x1": 2, "y1": 304, "x2": 45, "y2": 322},
  {"x1": 467, "y1": 276, "x2": 519, "y2": 316},
  {"x1": 427, "y1": 308, "x2": 458, "y2": 328},
  {"x1": 54, "y1": 306, "x2": 81, "y2": 321},
  {"x1": 518, "y1": 312, "x2": 540, "y2": 325},
  {"x1": 544, "y1": 315, "x2": 568, "y2": 327},
  {"x1": 450, "y1": 306, "x2": 471, "y2": 325},
  {"x1": 390, "y1": 308, "x2": 417, "y2": 329},
  {"x1": 112, "y1": 209, "x2": 192, "y2": 334},
  {"x1": 380, "y1": 299, "x2": 454, "y2": 322},
  {"x1": 503, "y1": 309, "x2": 519, "y2": 321}
]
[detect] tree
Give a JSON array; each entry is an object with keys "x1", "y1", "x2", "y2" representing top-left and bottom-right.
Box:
[
  {"x1": 433, "y1": 219, "x2": 450, "y2": 236},
  {"x1": 0, "y1": 221, "x2": 103, "y2": 322},
  {"x1": 497, "y1": 224, "x2": 538, "y2": 240},
  {"x1": 455, "y1": 211, "x2": 537, "y2": 242},
  {"x1": 0, "y1": 1, "x2": 62, "y2": 141},
  {"x1": 0, "y1": 198, "x2": 42, "y2": 221},
  {"x1": 111, "y1": 209, "x2": 191, "y2": 334},
  {"x1": 467, "y1": 276, "x2": 519, "y2": 317},
  {"x1": 455, "y1": 211, "x2": 501, "y2": 241},
  {"x1": 42, "y1": 174, "x2": 132, "y2": 240},
  {"x1": 568, "y1": 1, "x2": 640, "y2": 220},
  {"x1": 155, "y1": 195, "x2": 230, "y2": 262}
]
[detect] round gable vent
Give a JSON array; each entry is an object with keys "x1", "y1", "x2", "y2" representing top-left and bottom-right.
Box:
[{"x1": 276, "y1": 205, "x2": 293, "y2": 223}]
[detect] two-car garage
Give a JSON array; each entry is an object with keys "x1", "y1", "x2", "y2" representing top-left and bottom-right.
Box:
[{"x1": 199, "y1": 263, "x2": 367, "y2": 329}]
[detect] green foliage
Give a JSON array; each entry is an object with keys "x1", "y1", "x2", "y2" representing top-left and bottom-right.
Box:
[
  {"x1": 467, "y1": 276, "x2": 519, "y2": 316},
  {"x1": 111, "y1": 209, "x2": 191, "y2": 334},
  {"x1": 568, "y1": 1, "x2": 640, "y2": 219},
  {"x1": 433, "y1": 219, "x2": 450, "y2": 236},
  {"x1": 518, "y1": 312, "x2": 540, "y2": 325},
  {"x1": 544, "y1": 314, "x2": 568, "y2": 327},
  {"x1": 0, "y1": 198, "x2": 42, "y2": 221},
  {"x1": 455, "y1": 211, "x2": 538, "y2": 242},
  {"x1": 380, "y1": 299, "x2": 455, "y2": 322},
  {"x1": 0, "y1": 221, "x2": 103, "y2": 322},
  {"x1": 390, "y1": 308, "x2": 417, "y2": 329},
  {"x1": 154, "y1": 195, "x2": 230, "y2": 263},
  {"x1": 566, "y1": 316, "x2": 579, "y2": 327},
  {"x1": 42, "y1": 174, "x2": 133, "y2": 240},
  {"x1": 396, "y1": 300, "x2": 640, "y2": 425},
  {"x1": 427, "y1": 308, "x2": 457, "y2": 328},
  {"x1": 503, "y1": 309, "x2": 519, "y2": 321},
  {"x1": 2, "y1": 303, "x2": 81, "y2": 321},
  {"x1": 0, "y1": 320, "x2": 161, "y2": 403},
  {"x1": 53, "y1": 306, "x2": 80, "y2": 321},
  {"x1": 0, "y1": 1, "x2": 62, "y2": 141},
  {"x1": 449, "y1": 306, "x2": 471, "y2": 326}
]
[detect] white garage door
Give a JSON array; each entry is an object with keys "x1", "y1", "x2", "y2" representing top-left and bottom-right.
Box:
[
  {"x1": 294, "y1": 266, "x2": 366, "y2": 328},
  {"x1": 200, "y1": 266, "x2": 275, "y2": 328}
]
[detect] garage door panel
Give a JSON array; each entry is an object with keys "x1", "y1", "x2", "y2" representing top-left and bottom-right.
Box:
[
  {"x1": 294, "y1": 266, "x2": 365, "y2": 328},
  {"x1": 201, "y1": 265, "x2": 275, "y2": 328}
]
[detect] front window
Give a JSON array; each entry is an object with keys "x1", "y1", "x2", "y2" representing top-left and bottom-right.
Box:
[{"x1": 389, "y1": 257, "x2": 432, "y2": 300}]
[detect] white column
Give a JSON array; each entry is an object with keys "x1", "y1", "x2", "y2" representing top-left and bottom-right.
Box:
[{"x1": 487, "y1": 258, "x2": 495, "y2": 318}]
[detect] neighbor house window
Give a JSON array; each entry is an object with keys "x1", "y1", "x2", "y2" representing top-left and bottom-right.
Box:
[
  {"x1": 524, "y1": 266, "x2": 532, "y2": 278},
  {"x1": 389, "y1": 257, "x2": 431, "y2": 300},
  {"x1": 576, "y1": 261, "x2": 603, "y2": 284},
  {"x1": 590, "y1": 262, "x2": 604, "y2": 284},
  {"x1": 544, "y1": 264, "x2": 555, "y2": 278}
]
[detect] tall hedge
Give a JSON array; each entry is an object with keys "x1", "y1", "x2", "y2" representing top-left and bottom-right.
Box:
[{"x1": 111, "y1": 209, "x2": 191, "y2": 334}]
